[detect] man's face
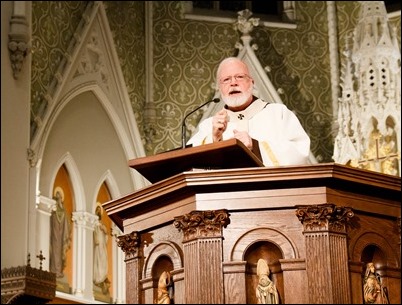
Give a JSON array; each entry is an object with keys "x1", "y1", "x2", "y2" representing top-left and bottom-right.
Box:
[{"x1": 218, "y1": 61, "x2": 253, "y2": 109}]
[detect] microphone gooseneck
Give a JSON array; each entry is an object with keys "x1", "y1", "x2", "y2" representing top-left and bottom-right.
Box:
[{"x1": 181, "y1": 98, "x2": 220, "y2": 149}]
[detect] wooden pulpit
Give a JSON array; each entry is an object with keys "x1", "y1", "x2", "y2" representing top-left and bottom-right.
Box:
[
  {"x1": 127, "y1": 138, "x2": 264, "y2": 184},
  {"x1": 103, "y1": 141, "x2": 401, "y2": 304}
]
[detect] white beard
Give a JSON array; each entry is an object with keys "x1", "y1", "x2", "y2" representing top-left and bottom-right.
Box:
[{"x1": 222, "y1": 86, "x2": 253, "y2": 108}]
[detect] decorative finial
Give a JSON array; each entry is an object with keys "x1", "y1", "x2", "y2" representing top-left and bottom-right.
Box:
[
  {"x1": 233, "y1": 9, "x2": 260, "y2": 36},
  {"x1": 36, "y1": 250, "x2": 46, "y2": 270}
]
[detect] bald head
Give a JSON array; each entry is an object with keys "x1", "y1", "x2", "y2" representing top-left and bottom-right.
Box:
[
  {"x1": 216, "y1": 57, "x2": 254, "y2": 111},
  {"x1": 216, "y1": 57, "x2": 250, "y2": 81}
]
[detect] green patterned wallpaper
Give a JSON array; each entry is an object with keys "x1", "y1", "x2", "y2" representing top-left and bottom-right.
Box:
[
  {"x1": 31, "y1": 1, "x2": 89, "y2": 138},
  {"x1": 145, "y1": 1, "x2": 337, "y2": 160},
  {"x1": 254, "y1": 1, "x2": 335, "y2": 162},
  {"x1": 148, "y1": 2, "x2": 239, "y2": 153},
  {"x1": 104, "y1": 1, "x2": 146, "y2": 133},
  {"x1": 30, "y1": 1, "x2": 401, "y2": 162}
]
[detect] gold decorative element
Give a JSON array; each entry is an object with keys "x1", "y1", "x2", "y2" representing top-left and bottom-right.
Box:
[
  {"x1": 53, "y1": 186, "x2": 65, "y2": 202},
  {"x1": 352, "y1": 127, "x2": 400, "y2": 176},
  {"x1": 363, "y1": 262, "x2": 389, "y2": 304},
  {"x1": 156, "y1": 271, "x2": 173, "y2": 304},
  {"x1": 261, "y1": 141, "x2": 279, "y2": 166},
  {"x1": 173, "y1": 209, "x2": 230, "y2": 242}
]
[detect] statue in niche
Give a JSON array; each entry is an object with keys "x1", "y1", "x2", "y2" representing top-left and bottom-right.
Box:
[
  {"x1": 256, "y1": 259, "x2": 279, "y2": 304},
  {"x1": 157, "y1": 271, "x2": 173, "y2": 304},
  {"x1": 363, "y1": 262, "x2": 389, "y2": 304},
  {"x1": 93, "y1": 204, "x2": 110, "y2": 295},
  {"x1": 49, "y1": 187, "x2": 72, "y2": 278}
]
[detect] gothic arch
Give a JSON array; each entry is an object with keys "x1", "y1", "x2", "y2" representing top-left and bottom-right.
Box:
[
  {"x1": 49, "y1": 152, "x2": 85, "y2": 211},
  {"x1": 92, "y1": 169, "x2": 121, "y2": 213}
]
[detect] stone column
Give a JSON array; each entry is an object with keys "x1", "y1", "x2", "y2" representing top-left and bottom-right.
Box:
[
  {"x1": 117, "y1": 231, "x2": 141, "y2": 304},
  {"x1": 295, "y1": 203, "x2": 354, "y2": 304},
  {"x1": 72, "y1": 211, "x2": 98, "y2": 299},
  {"x1": 174, "y1": 209, "x2": 230, "y2": 304},
  {"x1": 35, "y1": 195, "x2": 55, "y2": 271}
]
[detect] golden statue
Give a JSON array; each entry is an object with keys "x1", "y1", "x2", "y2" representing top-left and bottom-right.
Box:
[
  {"x1": 157, "y1": 271, "x2": 173, "y2": 304},
  {"x1": 363, "y1": 262, "x2": 389, "y2": 304}
]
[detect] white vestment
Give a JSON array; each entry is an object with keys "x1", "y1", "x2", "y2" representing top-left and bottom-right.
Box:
[{"x1": 188, "y1": 99, "x2": 311, "y2": 166}]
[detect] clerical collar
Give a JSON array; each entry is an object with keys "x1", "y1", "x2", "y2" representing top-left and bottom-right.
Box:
[{"x1": 225, "y1": 98, "x2": 268, "y2": 122}]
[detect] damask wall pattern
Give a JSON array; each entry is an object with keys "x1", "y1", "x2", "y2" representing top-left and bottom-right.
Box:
[
  {"x1": 145, "y1": 1, "x2": 400, "y2": 161},
  {"x1": 148, "y1": 2, "x2": 240, "y2": 154},
  {"x1": 30, "y1": 1, "x2": 401, "y2": 162},
  {"x1": 253, "y1": 1, "x2": 335, "y2": 162},
  {"x1": 148, "y1": 1, "x2": 336, "y2": 160},
  {"x1": 103, "y1": 1, "x2": 146, "y2": 135},
  {"x1": 31, "y1": 1, "x2": 89, "y2": 139}
]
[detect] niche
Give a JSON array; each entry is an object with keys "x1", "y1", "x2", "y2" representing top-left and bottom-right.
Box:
[{"x1": 244, "y1": 241, "x2": 284, "y2": 304}]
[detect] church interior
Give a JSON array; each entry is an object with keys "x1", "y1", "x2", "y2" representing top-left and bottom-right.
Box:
[{"x1": 1, "y1": 1, "x2": 401, "y2": 304}]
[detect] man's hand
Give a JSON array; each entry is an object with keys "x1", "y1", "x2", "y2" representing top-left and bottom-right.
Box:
[
  {"x1": 212, "y1": 109, "x2": 228, "y2": 142},
  {"x1": 233, "y1": 129, "x2": 253, "y2": 150}
]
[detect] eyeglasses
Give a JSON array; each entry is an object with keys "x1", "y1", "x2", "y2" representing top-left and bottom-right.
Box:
[{"x1": 219, "y1": 73, "x2": 251, "y2": 84}]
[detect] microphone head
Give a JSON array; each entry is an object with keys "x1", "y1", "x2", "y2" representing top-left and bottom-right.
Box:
[{"x1": 212, "y1": 98, "x2": 220, "y2": 103}]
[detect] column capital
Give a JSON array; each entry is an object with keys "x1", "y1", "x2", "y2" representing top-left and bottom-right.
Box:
[
  {"x1": 72, "y1": 211, "x2": 98, "y2": 228},
  {"x1": 173, "y1": 209, "x2": 230, "y2": 242},
  {"x1": 295, "y1": 203, "x2": 354, "y2": 233},
  {"x1": 117, "y1": 231, "x2": 141, "y2": 260}
]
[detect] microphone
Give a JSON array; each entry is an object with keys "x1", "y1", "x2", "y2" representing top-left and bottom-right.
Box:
[{"x1": 181, "y1": 98, "x2": 220, "y2": 149}]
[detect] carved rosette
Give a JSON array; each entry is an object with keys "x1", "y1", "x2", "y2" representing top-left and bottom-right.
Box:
[
  {"x1": 117, "y1": 231, "x2": 140, "y2": 260},
  {"x1": 173, "y1": 209, "x2": 230, "y2": 242},
  {"x1": 295, "y1": 204, "x2": 354, "y2": 233}
]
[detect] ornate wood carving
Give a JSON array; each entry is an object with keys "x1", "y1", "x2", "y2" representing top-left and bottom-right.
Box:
[
  {"x1": 117, "y1": 231, "x2": 141, "y2": 259},
  {"x1": 296, "y1": 203, "x2": 355, "y2": 303},
  {"x1": 104, "y1": 164, "x2": 400, "y2": 303},
  {"x1": 117, "y1": 231, "x2": 142, "y2": 303},
  {"x1": 173, "y1": 209, "x2": 230, "y2": 242},
  {"x1": 174, "y1": 209, "x2": 230, "y2": 304},
  {"x1": 1, "y1": 256, "x2": 56, "y2": 304},
  {"x1": 295, "y1": 203, "x2": 354, "y2": 233}
]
